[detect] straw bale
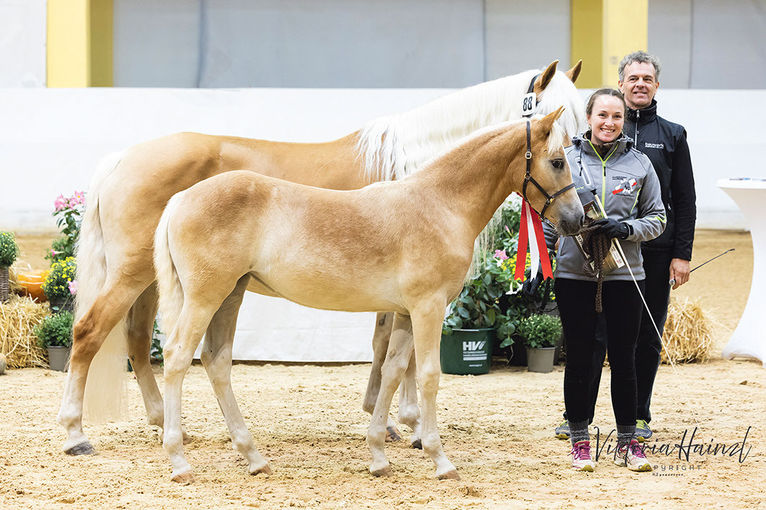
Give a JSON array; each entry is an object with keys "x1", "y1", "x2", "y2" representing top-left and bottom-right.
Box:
[
  {"x1": 0, "y1": 294, "x2": 49, "y2": 369},
  {"x1": 661, "y1": 297, "x2": 713, "y2": 364}
]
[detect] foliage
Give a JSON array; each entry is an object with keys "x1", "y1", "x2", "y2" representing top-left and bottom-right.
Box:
[
  {"x1": 517, "y1": 313, "x2": 562, "y2": 349},
  {"x1": 443, "y1": 196, "x2": 557, "y2": 352},
  {"x1": 35, "y1": 311, "x2": 74, "y2": 348},
  {"x1": 0, "y1": 231, "x2": 19, "y2": 267},
  {"x1": 152, "y1": 319, "x2": 164, "y2": 363},
  {"x1": 46, "y1": 191, "x2": 86, "y2": 263},
  {"x1": 42, "y1": 257, "x2": 77, "y2": 300}
]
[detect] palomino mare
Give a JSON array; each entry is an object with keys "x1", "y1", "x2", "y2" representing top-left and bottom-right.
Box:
[
  {"x1": 58, "y1": 60, "x2": 585, "y2": 456},
  {"x1": 153, "y1": 109, "x2": 584, "y2": 482}
]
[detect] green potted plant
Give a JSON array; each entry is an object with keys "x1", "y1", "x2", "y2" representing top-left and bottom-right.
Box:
[
  {"x1": 42, "y1": 256, "x2": 77, "y2": 313},
  {"x1": 35, "y1": 311, "x2": 74, "y2": 371},
  {"x1": 0, "y1": 231, "x2": 19, "y2": 303},
  {"x1": 517, "y1": 313, "x2": 562, "y2": 373},
  {"x1": 441, "y1": 270, "x2": 504, "y2": 375}
]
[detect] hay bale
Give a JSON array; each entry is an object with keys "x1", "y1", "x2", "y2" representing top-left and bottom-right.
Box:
[
  {"x1": 661, "y1": 297, "x2": 713, "y2": 364},
  {"x1": 0, "y1": 294, "x2": 49, "y2": 369}
]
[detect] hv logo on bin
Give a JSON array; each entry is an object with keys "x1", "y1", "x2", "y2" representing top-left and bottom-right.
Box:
[{"x1": 462, "y1": 341, "x2": 488, "y2": 361}]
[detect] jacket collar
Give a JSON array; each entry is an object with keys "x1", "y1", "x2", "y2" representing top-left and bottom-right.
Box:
[
  {"x1": 572, "y1": 133, "x2": 634, "y2": 156},
  {"x1": 627, "y1": 99, "x2": 658, "y2": 124}
]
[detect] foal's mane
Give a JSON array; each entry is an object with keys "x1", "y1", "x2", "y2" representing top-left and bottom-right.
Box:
[{"x1": 356, "y1": 67, "x2": 584, "y2": 182}]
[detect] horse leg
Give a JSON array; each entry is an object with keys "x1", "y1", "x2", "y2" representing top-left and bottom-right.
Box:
[
  {"x1": 58, "y1": 278, "x2": 147, "y2": 455},
  {"x1": 125, "y1": 285, "x2": 164, "y2": 427},
  {"x1": 411, "y1": 301, "x2": 459, "y2": 480},
  {"x1": 362, "y1": 312, "x2": 402, "y2": 442},
  {"x1": 200, "y1": 276, "x2": 271, "y2": 476},
  {"x1": 366, "y1": 313, "x2": 413, "y2": 476},
  {"x1": 162, "y1": 300, "x2": 222, "y2": 483},
  {"x1": 398, "y1": 350, "x2": 423, "y2": 449}
]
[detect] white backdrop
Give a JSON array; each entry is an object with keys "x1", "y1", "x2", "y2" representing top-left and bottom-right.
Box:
[{"x1": 1, "y1": 87, "x2": 765, "y2": 360}]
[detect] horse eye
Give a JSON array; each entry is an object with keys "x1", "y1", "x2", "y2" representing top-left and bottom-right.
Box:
[{"x1": 551, "y1": 159, "x2": 565, "y2": 170}]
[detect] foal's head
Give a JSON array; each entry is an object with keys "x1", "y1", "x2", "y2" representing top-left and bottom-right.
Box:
[{"x1": 524, "y1": 108, "x2": 584, "y2": 236}]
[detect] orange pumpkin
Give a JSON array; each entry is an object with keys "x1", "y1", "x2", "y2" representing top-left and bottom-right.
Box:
[{"x1": 16, "y1": 270, "x2": 48, "y2": 302}]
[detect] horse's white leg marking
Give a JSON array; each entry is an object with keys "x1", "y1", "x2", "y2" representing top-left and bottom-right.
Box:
[
  {"x1": 363, "y1": 312, "x2": 402, "y2": 441},
  {"x1": 126, "y1": 284, "x2": 165, "y2": 430},
  {"x1": 162, "y1": 302, "x2": 220, "y2": 483},
  {"x1": 366, "y1": 313, "x2": 413, "y2": 476},
  {"x1": 411, "y1": 301, "x2": 459, "y2": 480},
  {"x1": 398, "y1": 349, "x2": 422, "y2": 448},
  {"x1": 200, "y1": 277, "x2": 270, "y2": 476}
]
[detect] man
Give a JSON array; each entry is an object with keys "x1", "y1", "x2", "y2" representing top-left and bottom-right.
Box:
[{"x1": 555, "y1": 51, "x2": 696, "y2": 441}]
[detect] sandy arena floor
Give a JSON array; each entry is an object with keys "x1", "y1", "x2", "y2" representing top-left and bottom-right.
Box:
[{"x1": 1, "y1": 230, "x2": 764, "y2": 509}]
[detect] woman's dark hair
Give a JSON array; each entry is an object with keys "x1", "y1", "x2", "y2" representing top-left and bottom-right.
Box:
[{"x1": 585, "y1": 88, "x2": 626, "y2": 116}]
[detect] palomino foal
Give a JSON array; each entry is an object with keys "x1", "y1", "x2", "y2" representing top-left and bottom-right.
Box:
[{"x1": 153, "y1": 109, "x2": 583, "y2": 482}]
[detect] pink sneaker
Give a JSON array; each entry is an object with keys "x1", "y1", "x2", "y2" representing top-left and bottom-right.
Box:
[
  {"x1": 571, "y1": 440, "x2": 595, "y2": 471},
  {"x1": 614, "y1": 439, "x2": 652, "y2": 472}
]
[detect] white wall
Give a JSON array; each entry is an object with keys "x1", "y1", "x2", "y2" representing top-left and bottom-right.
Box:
[
  {"x1": 1, "y1": 87, "x2": 763, "y2": 232},
  {"x1": 0, "y1": 0, "x2": 46, "y2": 87}
]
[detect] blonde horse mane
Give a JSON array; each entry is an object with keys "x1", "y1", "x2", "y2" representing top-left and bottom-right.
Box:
[{"x1": 355, "y1": 67, "x2": 585, "y2": 183}]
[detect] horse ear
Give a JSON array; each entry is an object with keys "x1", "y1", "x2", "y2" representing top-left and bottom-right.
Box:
[
  {"x1": 565, "y1": 60, "x2": 582, "y2": 83},
  {"x1": 538, "y1": 106, "x2": 565, "y2": 132},
  {"x1": 534, "y1": 60, "x2": 559, "y2": 97}
]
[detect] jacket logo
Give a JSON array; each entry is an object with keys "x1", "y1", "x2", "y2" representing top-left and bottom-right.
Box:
[
  {"x1": 612, "y1": 177, "x2": 638, "y2": 196},
  {"x1": 644, "y1": 142, "x2": 664, "y2": 149}
]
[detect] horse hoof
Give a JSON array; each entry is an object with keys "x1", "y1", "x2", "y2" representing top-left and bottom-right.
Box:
[
  {"x1": 437, "y1": 469, "x2": 461, "y2": 481},
  {"x1": 64, "y1": 441, "x2": 95, "y2": 456},
  {"x1": 171, "y1": 471, "x2": 195, "y2": 484},
  {"x1": 410, "y1": 439, "x2": 422, "y2": 450},
  {"x1": 250, "y1": 463, "x2": 272, "y2": 476},
  {"x1": 370, "y1": 465, "x2": 392, "y2": 477},
  {"x1": 385, "y1": 426, "x2": 402, "y2": 442}
]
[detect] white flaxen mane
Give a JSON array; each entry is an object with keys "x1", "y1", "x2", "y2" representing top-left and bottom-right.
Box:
[{"x1": 356, "y1": 67, "x2": 586, "y2": 182}]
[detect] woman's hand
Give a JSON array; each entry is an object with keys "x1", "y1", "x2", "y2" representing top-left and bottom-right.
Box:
[{"x1": 592, "y1": 218, "x2": 630, "y2": 239}]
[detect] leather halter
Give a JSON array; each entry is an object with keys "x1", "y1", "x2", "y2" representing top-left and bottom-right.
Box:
[{"x1": 522, "y1": 120, "x2": 575, "y2": 220}]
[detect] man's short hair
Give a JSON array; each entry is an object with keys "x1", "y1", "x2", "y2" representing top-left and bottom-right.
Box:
[{"x1": 618, "y1": 51, "x2": 661, "y2": 82}]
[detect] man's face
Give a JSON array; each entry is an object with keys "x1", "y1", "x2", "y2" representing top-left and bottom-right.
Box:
[{"x1": 618, "y1": 61, "x2": 659, "y2": 109}]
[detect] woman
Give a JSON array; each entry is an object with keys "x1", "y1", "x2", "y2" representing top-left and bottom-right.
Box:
[{"x1": 548, "y1": 88, "x2": 665, "y2": 472}]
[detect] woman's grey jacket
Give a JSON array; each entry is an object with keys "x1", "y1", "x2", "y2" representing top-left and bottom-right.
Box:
[{"x1": 545, "y1": 134, "x2": 666, "y2": 281}]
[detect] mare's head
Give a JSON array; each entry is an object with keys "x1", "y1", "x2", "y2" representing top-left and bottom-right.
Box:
[
  {"x1": 532, "y1": 60, "x2": 587, "y2": 141},
  {"x1": 523, "y1": 108, "x2": 584, "y2": 236}
]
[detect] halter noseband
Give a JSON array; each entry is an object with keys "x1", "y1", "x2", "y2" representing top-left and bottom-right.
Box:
[{"x1": 521, "y1": 120, "x2": 575, "y2": 220}]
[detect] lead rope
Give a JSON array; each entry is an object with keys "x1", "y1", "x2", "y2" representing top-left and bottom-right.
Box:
[{"x1": 579, "y1": 223, "x2": 612, "y2": 313}]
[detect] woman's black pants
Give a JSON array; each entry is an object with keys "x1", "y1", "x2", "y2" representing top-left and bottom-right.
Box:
[{"x1": 554, "y1": 277, "x2": 645, "y2": 426}]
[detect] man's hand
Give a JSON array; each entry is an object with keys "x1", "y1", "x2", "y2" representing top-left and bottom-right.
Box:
[{"x1": 670, "y1": 258, "x2": 690, "y2": 289}]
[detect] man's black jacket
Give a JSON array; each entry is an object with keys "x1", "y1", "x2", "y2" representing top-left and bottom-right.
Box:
[{"x1": 623, "y1": 100, "x2": 696, "y2": 260}]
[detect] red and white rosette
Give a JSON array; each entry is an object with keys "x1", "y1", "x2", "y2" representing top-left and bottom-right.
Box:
[{"x1": 514, "y1": 200, "x2": 553, "y2": 281}]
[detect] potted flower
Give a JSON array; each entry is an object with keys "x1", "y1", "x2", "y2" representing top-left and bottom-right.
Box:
[
  {"x1": 517, "y1": 313, "x2": 562, "y2": 373},
  {"x1": 46, "y1": 191, "x2": 85, "y2": 264},
  {"x1": 42, "y1": 257, "x2": 77, "y2": 313},
  {"x1": 34, "y1": 311, "x2": 74, "y2": 371},
  {"x1": 441, "y1": 269, "x2": 503, "y2": 375},
  {"x1": 0, "y1": 231, "x2": 19, "y2": 303}
]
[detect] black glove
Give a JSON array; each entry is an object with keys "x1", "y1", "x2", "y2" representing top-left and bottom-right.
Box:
[{"x1": 592, "y1": 218, "x2": 630, "y2": 239}]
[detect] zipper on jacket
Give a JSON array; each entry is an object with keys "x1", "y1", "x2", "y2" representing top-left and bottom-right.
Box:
[
  {"x1": 587, "y1": 140, "x2": 619, "y2": 207},
  {"x1": 634, "y1": 109, "x2": 640, "y2": 146}
]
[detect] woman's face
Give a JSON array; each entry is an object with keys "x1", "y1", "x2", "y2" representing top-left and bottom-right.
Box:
[{"x1": 587, "y1": 95, "x2": 625, "y2": 145}]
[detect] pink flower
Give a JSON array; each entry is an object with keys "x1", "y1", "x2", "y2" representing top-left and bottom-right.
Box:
[
  {"x1": 50, "y1": 249, "x2": 59, "y2": 256},
  {"x1": 494, "y1": 249, "x2": 509, "y2": 261},
  {"x1": 68, "y1": 280, "x2": 78, "y2": 296},
  {"x1": 54, "y1": 194, "x2": 67, "y2": 211}
]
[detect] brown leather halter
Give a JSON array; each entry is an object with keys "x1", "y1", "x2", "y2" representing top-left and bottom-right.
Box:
[{"x1": 522, "y1": 120, "x2": 575, "y2": 220}]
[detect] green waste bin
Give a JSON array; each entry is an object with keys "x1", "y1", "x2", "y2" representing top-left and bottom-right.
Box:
[{"x1": 440, "y1": 328, "x2": 494, "y2": 375}]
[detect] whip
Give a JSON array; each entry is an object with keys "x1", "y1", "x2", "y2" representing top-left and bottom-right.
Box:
[{"x1": 669, "y1": 248, "x2": 734, "y2": 286}]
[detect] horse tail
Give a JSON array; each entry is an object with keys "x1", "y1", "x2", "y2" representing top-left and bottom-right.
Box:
[
  {"x1": 77, "y1": 152, "x2": 129, "y2": 423},
  {"x1": 153, "y1": 193, "x2": 185, "y2": 346}
]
